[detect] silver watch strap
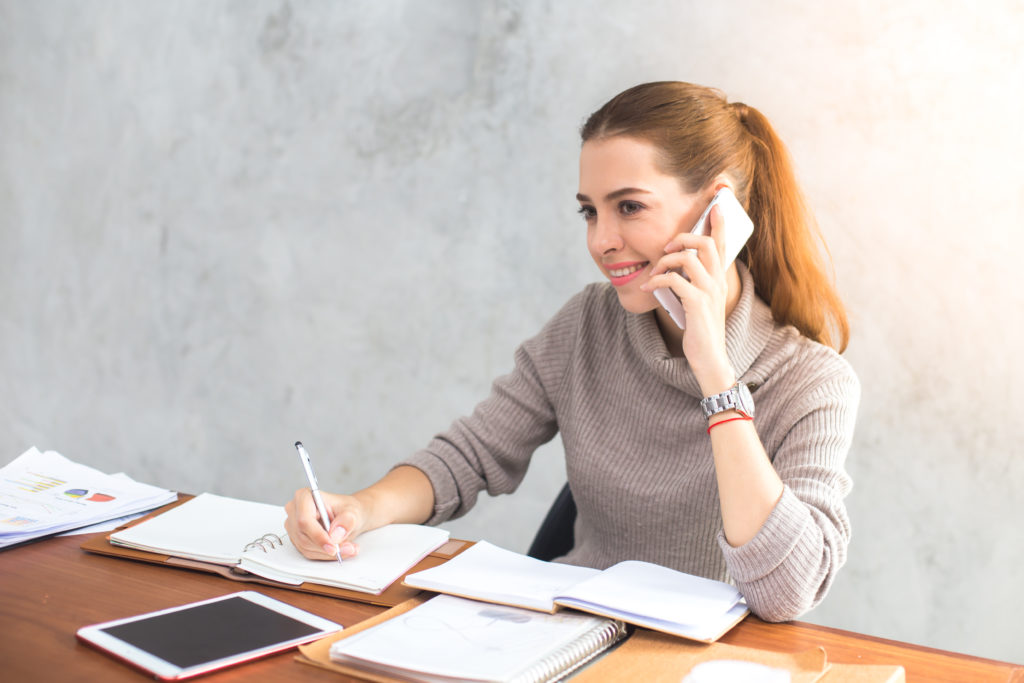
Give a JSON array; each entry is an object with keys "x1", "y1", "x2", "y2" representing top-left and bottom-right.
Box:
[{"x1": 703, "y1": 391, "x2": 740, "y2": 416}]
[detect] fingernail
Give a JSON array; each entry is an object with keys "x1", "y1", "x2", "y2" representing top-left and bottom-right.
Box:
[
  {"x1": 322, "y1": 543, "x2": 338, "y2": 555},
  {"x1": 329, "y1": 527, "x2": 346, "y2": 544}
]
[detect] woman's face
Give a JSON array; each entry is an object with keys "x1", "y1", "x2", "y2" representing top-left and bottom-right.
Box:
[{"x1": 577, "y1": 136, "x2": 713, "y2": 314}]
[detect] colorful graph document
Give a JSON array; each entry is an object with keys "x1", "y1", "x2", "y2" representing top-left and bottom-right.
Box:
[{"x1": 0, "y1": 447, "x2": 176, "y2": 549}]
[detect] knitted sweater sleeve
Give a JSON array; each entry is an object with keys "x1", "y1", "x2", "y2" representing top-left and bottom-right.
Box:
[
  {"x1": 397, "y1": 292, "x2": 583, "y2": 525},
  {"x1": 717, "y1": 365, "x2": 860, "y2": 622}
]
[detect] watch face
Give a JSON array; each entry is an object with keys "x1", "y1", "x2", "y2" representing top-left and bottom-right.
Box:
[{"x1": 737, "y1": 382, "x2": 754, "y2": 417}]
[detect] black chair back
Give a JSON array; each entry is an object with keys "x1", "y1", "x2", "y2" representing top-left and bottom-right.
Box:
[{"x1": 526, "y1": 483, "x2": 576, "y2": 561}]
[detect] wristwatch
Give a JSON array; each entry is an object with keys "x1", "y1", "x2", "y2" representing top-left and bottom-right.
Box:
[{"x1": 700, "y1": 381, "x2": 755, "y2": 420}]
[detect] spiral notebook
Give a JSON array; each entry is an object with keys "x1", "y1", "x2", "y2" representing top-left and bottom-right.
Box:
[
  {"x1": 324, "y1": 594, "x2": 626, "y2": 683},
  {"x1": 107, "y1": 492, "x2": 450, "y2": 595}
]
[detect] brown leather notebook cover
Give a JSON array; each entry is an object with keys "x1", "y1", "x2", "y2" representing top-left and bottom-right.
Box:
[
  {"x1": 572, "y1": 628, "x2": 904, "y2": 683},
  {"x1": 572, "y1": 629, "x2": 830, "y2": 682},
  {"x1": 79, "y1": 495, "x2": 469, "y2": 607}
]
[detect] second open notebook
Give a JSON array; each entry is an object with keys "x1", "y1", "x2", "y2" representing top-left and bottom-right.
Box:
[
  {"x1": 403, "y1": 541, "x2": 748, "y2": 642},
  {"x1": 108, "y1": 492, "x2": 450, "y2": 594}
]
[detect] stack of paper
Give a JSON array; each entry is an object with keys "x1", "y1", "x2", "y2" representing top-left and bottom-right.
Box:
[{"x1": 0, "y1": 447, "x2": 177, "y2": 549}]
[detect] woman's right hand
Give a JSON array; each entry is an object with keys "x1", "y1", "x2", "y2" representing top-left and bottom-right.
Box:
[
  {"x1": 284, "y1": 489, "x2": 369, "y2": 560},
  {"x1": 284, "y1": 465, "x2": 437, "y2": 561}
]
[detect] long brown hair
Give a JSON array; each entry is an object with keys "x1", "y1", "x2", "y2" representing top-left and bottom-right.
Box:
[{"x1": 581, "y1": 82, "x2": 849, "y2": 352}]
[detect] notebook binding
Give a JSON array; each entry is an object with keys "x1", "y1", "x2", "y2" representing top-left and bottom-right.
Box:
[
  {"x1": 510, "y1": 619, "x2": 626, "y2": 683},
  {"x1": 242, "y1": 533, "x2": 284, "y2": 553}
]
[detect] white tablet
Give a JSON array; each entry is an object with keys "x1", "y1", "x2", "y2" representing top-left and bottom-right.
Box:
[{"x1": 76, "y1": 591, "x2": 342, "y2": 680}]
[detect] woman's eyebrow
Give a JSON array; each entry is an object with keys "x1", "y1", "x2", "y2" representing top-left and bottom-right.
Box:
[{"x1": 576, "y1": 187, "x2": 653, "y2": 203}]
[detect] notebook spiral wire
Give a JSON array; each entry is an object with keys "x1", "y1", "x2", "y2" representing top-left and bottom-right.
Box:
[{"x1": 511, "y1": 619, "x2": 627, "y2": 683}]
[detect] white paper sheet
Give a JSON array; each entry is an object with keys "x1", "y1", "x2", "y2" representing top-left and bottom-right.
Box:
[{"x1": 403, "y1": 540, "x2": 600, "y2": 611}]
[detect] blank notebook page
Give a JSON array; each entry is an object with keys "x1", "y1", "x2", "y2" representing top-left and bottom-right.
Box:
[
  {"x1": 403, "y1": 540, "x2": 600, "y2": 611},
  {"x1": 238, "y1": 524, "x2": 450, "y2": 593},
  {"x1": 109, "y1": 493, "x2": 285, "y2": 564}
]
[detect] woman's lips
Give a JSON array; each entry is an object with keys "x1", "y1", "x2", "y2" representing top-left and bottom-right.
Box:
[{"x1": 605, "y1": 261, "x2": 649, "y2": 287}]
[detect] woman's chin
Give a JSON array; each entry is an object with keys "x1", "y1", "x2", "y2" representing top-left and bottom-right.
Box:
[{"x1": 614, "y1": 289, "x2": 660, "y2": 315}]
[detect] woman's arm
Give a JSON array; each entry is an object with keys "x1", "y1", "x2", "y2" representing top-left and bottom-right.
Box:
[
  {"x1": 643, "y1": 203, "x2": 856, "y2": 620},
  {"x1": 717, "y1": 373, "x2": 858, "y2": 621},
  {"x1": 706, "y1": 412, "x2": 784, "y2": 547},
  {"x1": 643, "y1": 203, "x2": 785, "y2": 547}
]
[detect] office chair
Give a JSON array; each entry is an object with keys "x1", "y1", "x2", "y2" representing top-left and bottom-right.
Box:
[{"x1": 526, "y1": 483, "x2": 576, "y2": 561}]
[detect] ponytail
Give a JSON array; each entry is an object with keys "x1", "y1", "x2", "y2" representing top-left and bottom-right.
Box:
[
  {"x1": 582, "y1": 82, "x2": 850, "y2": 352},
  {"x1": 733, "y1": 103, "x2": 850, "y2": 352}
]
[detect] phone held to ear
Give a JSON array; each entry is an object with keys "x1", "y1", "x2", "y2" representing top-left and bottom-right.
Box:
[{"x1": 652, "y1": 187, "x2": 754, "y2": 330}]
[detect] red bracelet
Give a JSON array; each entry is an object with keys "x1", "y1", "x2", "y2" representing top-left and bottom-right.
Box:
[{"x1": 706, "y1": 415, "x2": 753, "y2": 434}]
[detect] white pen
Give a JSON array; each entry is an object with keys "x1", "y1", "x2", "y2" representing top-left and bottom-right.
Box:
[{"x1": 294, "y1": 441, "x2": 343, "y2": 565}]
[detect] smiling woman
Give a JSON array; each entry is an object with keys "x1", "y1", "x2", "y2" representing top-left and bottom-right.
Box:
[
  {"x1": 579, "y1": 82, "x2": 849, "y2": 357},
  {"x1": 284, "y1": 81, "x2": 860, "y2": 624}
]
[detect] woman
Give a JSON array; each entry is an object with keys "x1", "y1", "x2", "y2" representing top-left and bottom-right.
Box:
[{"x1": 285, "y1": 81, "x2": 858, "y2": 622}]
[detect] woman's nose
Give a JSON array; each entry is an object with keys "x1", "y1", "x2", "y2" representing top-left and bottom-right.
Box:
[{"x1": 590, "y1": 219, "x2": 623, "y2": 254}]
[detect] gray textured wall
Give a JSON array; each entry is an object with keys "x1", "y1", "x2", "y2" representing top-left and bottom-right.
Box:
[{"x1": 2, "y1": 0, "x2": 1021, "y2": 664}]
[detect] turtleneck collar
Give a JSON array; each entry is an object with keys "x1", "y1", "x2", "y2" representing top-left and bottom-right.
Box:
[{"x1": 624, "y1": 261, "x2": 776, "y2": 397}]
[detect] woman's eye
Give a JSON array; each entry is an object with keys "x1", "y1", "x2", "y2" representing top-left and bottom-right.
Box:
[
  {"x1": 619, "y1": 200, "x2": 643, "y2": 216},
  {"x1": 577, "y1": 205, "x2": 596, "y2": 220}
]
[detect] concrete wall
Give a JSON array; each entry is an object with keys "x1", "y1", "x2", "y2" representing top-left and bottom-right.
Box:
[{"x1": 2, "y1": 0, "x2": 1021, "y2": 663}]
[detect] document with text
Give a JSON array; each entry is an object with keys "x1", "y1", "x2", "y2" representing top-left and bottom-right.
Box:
[{"x1": 0, "y1": 447, "x2": 176, "y2": 549}]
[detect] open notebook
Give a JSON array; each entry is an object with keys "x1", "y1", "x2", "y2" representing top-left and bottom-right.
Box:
[
  {"x1": 403, "y1": 541, "x2": 748, "y2": 642},
  {"x1": 108, "y1": 492, "x2": 450, "y2": 595}
]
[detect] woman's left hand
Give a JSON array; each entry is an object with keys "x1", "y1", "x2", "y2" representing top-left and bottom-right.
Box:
[{"x1": 641, "y1": 204, "x2": 737, "y2": 393}]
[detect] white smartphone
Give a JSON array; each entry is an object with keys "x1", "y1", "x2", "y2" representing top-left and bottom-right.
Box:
[
  {"x1": 76, "y1": 591, "x2": 342, "y2": 680},
  {"x1": 653, "y1": 187, "x2": 754, "y2": 329}
]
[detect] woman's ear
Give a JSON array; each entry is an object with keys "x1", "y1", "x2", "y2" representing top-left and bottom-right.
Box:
[
  {"x1": 711, "y1": 174, "x2": 735, "y2": 195},
  {"x1": 697, "y1": 175, "x2": 734, "y2": 206}
]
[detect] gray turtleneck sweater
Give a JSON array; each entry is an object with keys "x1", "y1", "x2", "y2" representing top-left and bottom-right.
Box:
[{"x1": 400, "y1": 264, "x2": 859, "y2": 622}]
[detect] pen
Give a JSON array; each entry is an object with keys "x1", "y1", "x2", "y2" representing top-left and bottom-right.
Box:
[{"x1": 294, "y1": 441, "x2": 343, "y2": 565}]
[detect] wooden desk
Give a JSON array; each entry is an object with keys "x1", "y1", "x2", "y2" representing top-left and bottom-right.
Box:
[{"x1": 1, "y1": 533, "x2": 1020, "y2": 682}]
